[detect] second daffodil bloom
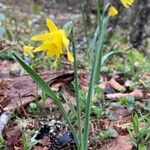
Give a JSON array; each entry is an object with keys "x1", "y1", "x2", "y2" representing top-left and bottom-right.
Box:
[
  {"x1": 108, "y1": 5, "x2": 118, "y2": 17},
  {"x1": 31, "y1": 18, "x2": 74, "y2": 64},
  {"x1": 23, "y1": 45, "x2": 34, "y2": 58},
  {"x1": 120, "y1": 0, "x2": 134, "y2": 8}
]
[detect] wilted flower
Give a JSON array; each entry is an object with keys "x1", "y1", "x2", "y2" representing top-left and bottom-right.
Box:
[{"x1": 31, "y1": 18, "x2": 74, "y2": 64}]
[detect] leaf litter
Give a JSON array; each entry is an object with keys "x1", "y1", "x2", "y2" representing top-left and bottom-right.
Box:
[{"x1": 0, "y1": 58, "x2": 150, "y2": 149}]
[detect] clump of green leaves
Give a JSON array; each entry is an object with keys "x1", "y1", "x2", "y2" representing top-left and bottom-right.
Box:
[
  {"x1": 111, "y1": 49, "x2": 150, "y2": 80},
  {"x1": 129, "y1": 113, "x2": 150, "y2": 150},
  {"x1": 118, "y1": 96, "x2": 135, "y2": 111}
]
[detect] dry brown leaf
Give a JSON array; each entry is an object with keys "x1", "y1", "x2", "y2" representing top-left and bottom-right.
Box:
[
  {"x1": 38, "y1": 98, "x2": 55, "y2": 108},
  {"x1": 51, "y1": 82, "x2": 62, "y2": 91},
  {"x1": 79, "y1": 72, "x2": 89, "y2": 90},
  {"x1": 3, "y1": 96, "x2": 35, "y2": 111},
  {"x1": 100, "y1": 135, "x2": 132, "y2": 150},
  {"x1": 0, "y1": 76, "x2": 37, "y2": 111},
  {"x1": 0, "y1": 68, "x2": 85, "y2": 112},
  {"x1": 100, "y1": 116, "x2": 131, "y2": 134},
  {"x1": 39, "y1": 69, "x2": 74, "y2": 84},
  {"x1": 62, "y1": 87, "x2": 77, "y2": 106},
  {"x1": 14, "y1": 146, "x2": 21, "y2": 150},
  {"x1": 4, "y1": 127, "x2": 22, "y2": 149},
  {"x1": 39, "y1": 136, "x2": 51, "y2": 147},
  {"x1": 114, "y1": 116, "x2": 132, "y2": 130},
  {"x1": 38, "y1": 98, "x2": 71, "y2": 113},
  {"x1": 108, "y1": 105, "x2": 131, "y2": 119},
  {"x1": 33, "y1": 146, "x2": 49, "y2": 150}
]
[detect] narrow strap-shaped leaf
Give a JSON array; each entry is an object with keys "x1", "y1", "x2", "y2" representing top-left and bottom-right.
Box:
[
  {"x1": 71, "y1": 28, "x2": 83, "y2": 149},
  {"x1": 83, "y1": 16, "x2": 109, "y2": 150},
  {"x1": 12, "y1": 52, "x2": 79, "y2": 149},
  {"x1": 101, "y1": 50, "x2": 126, "y2": 65},
  {"x1": 132, "y1": 113, "x2": 139, "y2": 136}
]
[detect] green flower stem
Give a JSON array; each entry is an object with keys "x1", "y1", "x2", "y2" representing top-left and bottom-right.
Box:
[
  {"x1": 71, "y1": 28, "x2": 83, "y2": 150},
  {"x1": 79, "y1": 0, "x2": 88, "y2": 47},
  {"x1": 94, "y1": 0, "x2": 101, "y2": 24},
  {"x1": 95, "y1": 16, "x2": 109, "y2": 84},
  {"x1": 95, "y1": 0, "x2": 109, "y2": 84},
  {"x1": 88, "y1": 25, "x2": 99, "y2": 61},
  {"x1": 83, "y1": 12, "x2": 109, "y2": 150},
  {"x1": 83, "y1": 45, "x2": 100, "y2": 150}
]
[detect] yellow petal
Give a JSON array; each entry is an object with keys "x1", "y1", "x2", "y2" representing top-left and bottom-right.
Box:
[
  {"x1": 60, "y1": 29, "x2": 70, "y2": 50},
  {"x1": 50, "y1": 32, "x2": 63, "y2": 49},
  {"x1": 31, "y1": 32, "x2": 52, "y2": 41},
  {"x1": 108, "y1": 5, "x2": 118, "y2": 17},
  {"x1": 23, "y1": 45, "x2": 34, "y2": 58},
  {"x1": 120, "y1": 0, "x2": 134, "y2": 8},
  {"x1": 67, "y1": 49, "x2": 74, "y2": 62},
  {"x1": 46, "y1": 49, "x2": 55, "y2": 57},
  {"x1": 51, "y1": 45, "x2": 62, "y2": 65},
  {"x1": 46, "y1": 18, "x2": 59, "y2": 32},
  {"x1": 33, "y1": 42, "x2": 48, "y2": 52},
  {"x1": 46, "y1": 43, "x2": 62, "y2": 57}
]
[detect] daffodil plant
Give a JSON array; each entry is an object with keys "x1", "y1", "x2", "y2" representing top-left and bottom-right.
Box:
[{"x1": 12, "y1": 0, "x2": 134, "y2": 150}]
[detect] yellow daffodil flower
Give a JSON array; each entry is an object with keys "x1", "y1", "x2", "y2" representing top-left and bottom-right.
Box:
[
  {"x1": 23, "y1": 45, "x2": 34, "y2": 58},
  {"x1": 108, "y1": 5, "x2": 118, "y2": 17},
  {"x1": 120, "y1": 0, "x2": 134, "y2": 8},
  {"x1": 31, "y1": 18, "x2": 74, "y2": 63}
]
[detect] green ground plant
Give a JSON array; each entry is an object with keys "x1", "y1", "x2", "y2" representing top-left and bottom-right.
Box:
[
  {"x1": 22, "y1": 132, "x2": 38, "y2": 150},
  {"x1": 129, "y1": 113, "x2": 150, "y2": 150}
]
